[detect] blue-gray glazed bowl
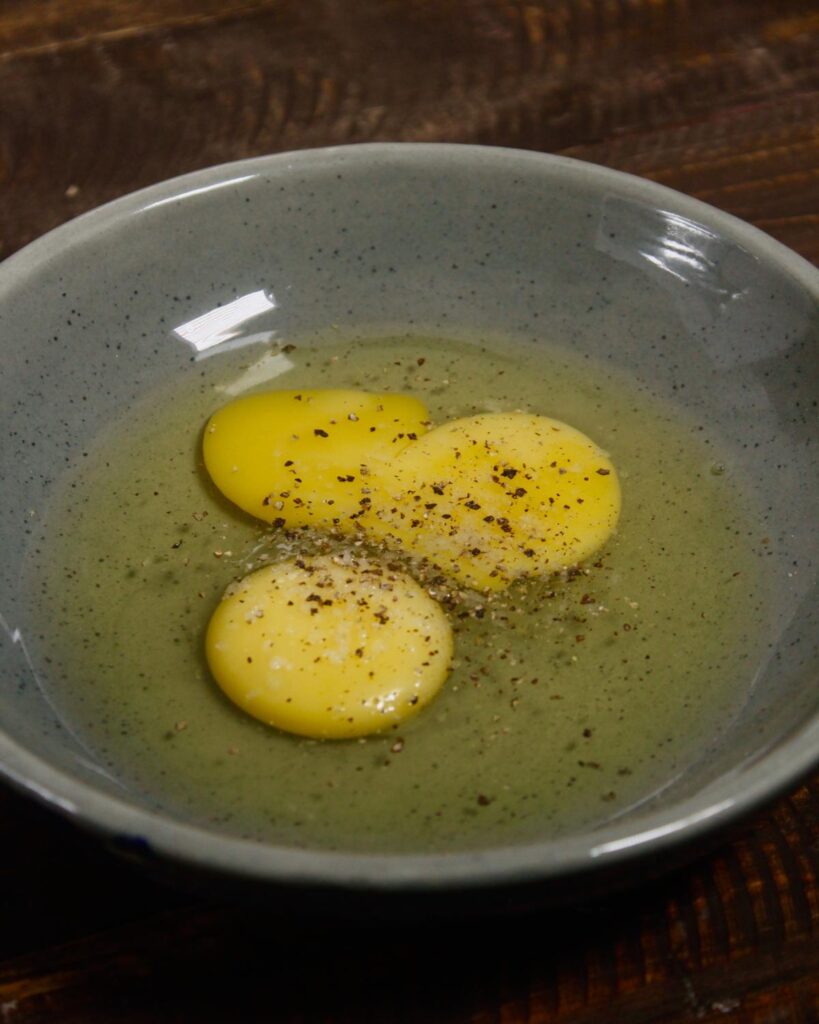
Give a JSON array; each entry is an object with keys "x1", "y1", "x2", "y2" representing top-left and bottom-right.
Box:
[{"x1": 0, "y1": 144, "x2": 816, "y2": 911}]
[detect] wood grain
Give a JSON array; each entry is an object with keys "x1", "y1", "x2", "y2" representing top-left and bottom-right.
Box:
[
  {"x1": 1, "y1": 1, "x2": 817, "y2": 259},
  {"x1": 0, "y1": 1, "x2": 817, "y2": 1021},
  {"x1": 0, "y1": 0, "x2": 278, "y2": 57}
]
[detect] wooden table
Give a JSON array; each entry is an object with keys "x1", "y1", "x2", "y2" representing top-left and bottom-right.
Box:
[{"x1": 1, "y1": 2, "x2": 818, "y2": 1021}]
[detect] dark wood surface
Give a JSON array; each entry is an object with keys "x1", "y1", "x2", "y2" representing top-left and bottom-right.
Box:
[{"x1": 1, "y1": 2, "x2": 818, "y2": 1021}]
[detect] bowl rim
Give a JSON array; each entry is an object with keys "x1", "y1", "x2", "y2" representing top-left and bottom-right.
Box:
[{"x1": 1, "y1": 142, "x2": 817, "y2": 891}]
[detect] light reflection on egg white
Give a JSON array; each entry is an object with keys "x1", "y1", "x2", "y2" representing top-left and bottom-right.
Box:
[{"x1": 217, "y1": 350, "x2": 295, "y2": 397}]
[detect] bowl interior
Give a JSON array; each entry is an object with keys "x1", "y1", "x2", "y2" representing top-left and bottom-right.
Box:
[{"x1": 0, "y1": 145, "x2": 817, "y2": 885}]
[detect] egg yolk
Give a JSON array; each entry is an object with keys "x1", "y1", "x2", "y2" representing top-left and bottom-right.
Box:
[
  {"x1": 205, "y1": 555, "x2": 453, "y2": 739},
  {"x1": 361, "y1": 412, "x2": 620, "y2": 591},
  {"x1": 202, "y1": 389, "x2": 429, "y2": 531}
]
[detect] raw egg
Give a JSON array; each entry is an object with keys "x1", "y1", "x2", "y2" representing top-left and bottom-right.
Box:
[
  {"x1": 202, "y1": 389, "x2": 429, "y2": 531},
  {"x1": 362, "y1": 412, "x2": 621, "y2": 591},
  {"x1": 205, "y1": 555, "x2": 453, "y2": 739}
]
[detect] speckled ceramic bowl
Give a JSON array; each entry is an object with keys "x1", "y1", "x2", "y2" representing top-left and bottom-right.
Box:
[{"x1": 1, "y1": 145, "x2": 817, "y2": 911}]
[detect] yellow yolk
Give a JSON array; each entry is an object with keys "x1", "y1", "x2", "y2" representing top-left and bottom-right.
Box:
[
  {"x1": 361, "y1": 412, "x2": 620, "y2": 591},
  {"x1": 205, "y1": 556, "x2": 453, "y2": 739},
  {"x1": 202, "y1": 389, "x2": 429, "y2": 531}
]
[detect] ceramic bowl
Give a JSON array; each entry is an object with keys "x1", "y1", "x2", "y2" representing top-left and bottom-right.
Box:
[{"x1": 0, "y1": 145, "x2": 816, "y2": 911}]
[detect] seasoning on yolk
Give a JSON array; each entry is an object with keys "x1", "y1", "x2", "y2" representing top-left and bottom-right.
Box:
[
  {"x1": 361, "y1": 412, "x2": 621, "y2": 591},
  {"x1": 205, "y1": 555, "x2": 453, "y2": 739},
  {"x1": 202, "y1": 389, "x2": 429, "y2": 531}
]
